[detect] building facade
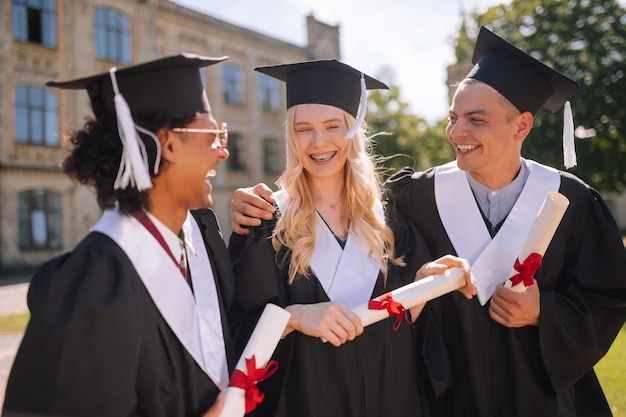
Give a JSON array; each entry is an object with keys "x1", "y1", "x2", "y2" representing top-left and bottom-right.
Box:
[{"x1": 0, "y1": 0, "x2": 341, "y2": 275}]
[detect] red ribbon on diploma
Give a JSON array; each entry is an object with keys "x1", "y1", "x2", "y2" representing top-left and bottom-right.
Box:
[
  {"x1": 228, "y1": 355, "x2": 278, "y2": 414},
  {"x1": 509, "y1": 252, "x2": 543, "y2": 288},
  {"x1": 368, "y1": 293, "x2": 413, "y2": 331}
]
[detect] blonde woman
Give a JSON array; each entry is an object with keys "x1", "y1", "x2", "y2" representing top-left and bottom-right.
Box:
[{"x1": 228, "y1": 60, "x2": 475, "y2": 417}]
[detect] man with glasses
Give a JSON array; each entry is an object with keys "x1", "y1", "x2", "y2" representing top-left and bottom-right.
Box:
[{"x1": 4, "y1": 53, "x2": 234, "y2": 417}]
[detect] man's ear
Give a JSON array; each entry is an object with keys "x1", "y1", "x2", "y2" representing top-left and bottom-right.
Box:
[
  {"x1": 514, "y1": 111, "x2": 534, "y2": 142},
  {"x1": 158, "y1": 128, "x2": 178, "y2": 164}
]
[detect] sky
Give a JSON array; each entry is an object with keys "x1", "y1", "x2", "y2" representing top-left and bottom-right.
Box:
[{"x1": 172, "y1": 0, "x2": 507, "y2": 123}]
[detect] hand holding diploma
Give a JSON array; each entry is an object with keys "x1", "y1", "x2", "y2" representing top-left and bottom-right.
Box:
[
  {"x1": 286, "y1": 301, "x2": 365, "y2": 347},
  {"x1": 505, "y1": 191, "x2": 569, "y2": 293},
  {"x1": 488, "y1": 192, "x2": 568, "y2": 328},
  {"x1": 353, "y1": 265, "x2": 468, "y2": 328},
  {"x1": 219, "y1": 303, "x2": 291, "y2": 417},
  {"x1": 290, "y1": 256, "x2": 475, "y2": 344}
]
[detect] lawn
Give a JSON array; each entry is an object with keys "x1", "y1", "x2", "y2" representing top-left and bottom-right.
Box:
[
  {"x1": 595, "y1": 325, "x2": 626, "y2": 417},
  {"x1": 0, "y1": 313, "x2": 29, "y2": 335}
]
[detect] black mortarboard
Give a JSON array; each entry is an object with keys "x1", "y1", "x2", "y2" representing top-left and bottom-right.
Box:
[
  {"x1": 466, "y1": 26, "x2": 579, "y2": 115},
  {"x1": 46, "y1": 53, "x2": 227, "y2": 191},
  {"x1": 255, "y1": 59, "x2": 388, "y2": 118},
  {"x1": 47, "y1": 52, "x2": 228, "y2": 119}
]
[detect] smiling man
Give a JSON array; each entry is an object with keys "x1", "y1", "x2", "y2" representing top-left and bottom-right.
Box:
[
  {"x1": 384, "y1": 26, "x2": 626, "y2": 417},
  {"x1": 3, "y1": 53, "x2": 234, "y2": 417}
]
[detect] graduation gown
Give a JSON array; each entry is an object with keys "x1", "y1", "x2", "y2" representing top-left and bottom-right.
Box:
[
  {"x1": 3, "y1": 208, "x2": 235, "y2": 417},
  {"x1": 385, "y1": 162, "x2": 626, "y2": 417},
  {"x1": 228, "y1": 201, "x2": 432, "y2": 417}
]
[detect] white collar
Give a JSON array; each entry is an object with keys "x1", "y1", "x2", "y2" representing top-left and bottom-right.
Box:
[
  {"x1": 435, "y1": 160, "x2": 560, "y2": 304},
  {"x1": 274, "y1": 190, "x2": 384, "y2": 308},
  {"x1": 92, "y1": 210, "x2": 228, "y2": 388}
]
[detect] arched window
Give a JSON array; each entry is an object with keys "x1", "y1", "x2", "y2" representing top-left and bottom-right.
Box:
[
  {"x1": 18, "y1": 190, "x2": 62, "y2": 250},
  {"x1": 95, "y1": 7, "x2": 131, "y2": 63},
  {"x1": 14, "y1": 86, "x2": 59, "y2": 146}
]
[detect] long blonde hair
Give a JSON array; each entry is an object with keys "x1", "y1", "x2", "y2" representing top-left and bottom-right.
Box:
[{"x1": 272, "y1": 105, "x2": 404, "y2": 284}]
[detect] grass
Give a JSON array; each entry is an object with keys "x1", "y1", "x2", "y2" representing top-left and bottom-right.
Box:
[
  {"x1": 595, "y1": 325, "x2": 626, "y2": 417},
  {"x1": 0, "y1": 313, "x2": 29, "y2": 335},
  {"x1": 0, "y1": 314, "x2": 624, "y2": 414}
]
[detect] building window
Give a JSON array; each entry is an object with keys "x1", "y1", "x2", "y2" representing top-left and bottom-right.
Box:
[
  {"x1": 95, "y1": 7, "x2": 131, "y2": 64},
  {"x1": 258, "y1": 74, "x2": 280, "y2": 112},
  {"x1": 19, "y1": 190, "x2": 62, "y2": 250},
  {"x1": 222, "y1": 65, "x2": 245, "y2": 105},
  {"x1": 12, "y1": 0, "x2": 57, "y2": 47},
  {"x1": 227, "y1": 133, "x2": 247, "y2": 171},
  {"x1": 263, "y1": 137, "x2": 282, "y2": 174},
  {"x1": 15, "y1": 86, "x2": 59, "y2": 147}
]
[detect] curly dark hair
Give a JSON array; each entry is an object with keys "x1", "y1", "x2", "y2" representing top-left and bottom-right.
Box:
[{"x1": 62, "y1": 111, "x2": 197, "y2": 214}]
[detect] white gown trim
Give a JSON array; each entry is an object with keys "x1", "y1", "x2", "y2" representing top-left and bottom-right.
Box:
[{"x1": 435, "y1": 160, "x2": 560, "y2": 304}]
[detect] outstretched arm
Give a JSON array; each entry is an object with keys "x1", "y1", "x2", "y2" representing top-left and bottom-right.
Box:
[{"x1": 410, "y1": 255, "x2": 476, "y2": 319}]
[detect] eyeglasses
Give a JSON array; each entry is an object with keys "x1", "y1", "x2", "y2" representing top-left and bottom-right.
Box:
[{"x1": 172, "y1": 122, "x2": 228, "y2": 148}]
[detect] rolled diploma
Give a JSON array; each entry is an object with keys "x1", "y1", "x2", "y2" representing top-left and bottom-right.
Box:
[
  {"x1": 352, "y1": 267, "x2": 465, "y2": 327},
  {"x1": 219, "y1": 303, "x2": 291, "y2": 417},
  {"x1": 505, "y1": 191, "x2": 569, "y2": 292}
]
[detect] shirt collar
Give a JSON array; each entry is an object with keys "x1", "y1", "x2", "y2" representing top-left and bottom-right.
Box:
[{"x1": 466, "y1": 158, "x2": 530, "y2": 226}]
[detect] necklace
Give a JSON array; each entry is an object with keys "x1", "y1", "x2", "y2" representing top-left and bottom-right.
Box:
[
  {"x1": 329, "y1": 200, "x2": 343, "y2": 210},
  {"x1": 314, "y1": 195, "x2": 342, "y2": 210}
]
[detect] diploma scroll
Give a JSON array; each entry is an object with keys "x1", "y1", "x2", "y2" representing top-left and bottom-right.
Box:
[
  {"x1": 352, "y1": 267, "x2": 465, "y2": 327},
  {"x1": 219, "y1": 303, "x2": 291, "y2": 417},
  {"x1": 505, "y1": 191, "x2": 569, "y2": 292}
]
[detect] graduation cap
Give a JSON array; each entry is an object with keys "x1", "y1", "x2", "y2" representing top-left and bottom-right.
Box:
[
  {"x1": 47, "y1": 52, "x2": 227, "y2": 120},
  {"x1": 466, "y1": 26, "x2": 580, "y2": 168},
  {"x1": 47, "y1": 52, "x2": 228, "y2": 191},
  {"x1": 255, "y1": 59, "x2": 388, "y2": 138}
]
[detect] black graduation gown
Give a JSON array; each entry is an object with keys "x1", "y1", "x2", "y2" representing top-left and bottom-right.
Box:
[
  {"x1": 3, "y1": 208, "x2": 235, "y2": 417},
  {"x1": 228, "y1": 204, "x2": 433, "y2": 417},
  {"x1": 385, "y1": 166, "x2": 626, "y2": 417}
]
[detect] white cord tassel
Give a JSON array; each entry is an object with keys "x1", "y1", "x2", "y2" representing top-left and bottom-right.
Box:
[
  {"x1": 345, "y1": 72, "x2": 367, "y2": 139},
  {"x1": 109, "y1": 68, "x2": 154, "y2": 191},
  {"x1": 563, "y1": 101, "x2": 576, "y2": 169},
  {"x1": 135, "y1": 124, "x2": 162, "y2": 176}
]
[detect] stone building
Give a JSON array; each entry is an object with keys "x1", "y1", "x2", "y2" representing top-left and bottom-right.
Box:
[{"x1": 0, "y1": 0, "x2": 341, "y2": 275}]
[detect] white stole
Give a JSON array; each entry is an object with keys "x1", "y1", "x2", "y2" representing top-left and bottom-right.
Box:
[
  {"x1": 91, "y1": 210, "x2": 228, "y2": 389},
  {"x1": 434, "y1": 160, "x2": 560, "y2": 305},
  {"x1": 274, "y1": 191, "x2": 384, "y2": 309}
]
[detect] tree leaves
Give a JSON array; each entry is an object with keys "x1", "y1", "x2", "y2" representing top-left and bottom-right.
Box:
[{"x1": 456, "y1": 0, "x2": 626, "y2": 192}]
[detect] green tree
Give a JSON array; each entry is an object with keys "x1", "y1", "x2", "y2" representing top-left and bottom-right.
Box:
[
  {"x1": 455, "y1": 0, "x2": 626, "y2": 192},
  {"x1": 366, "y1": 67, "x2": 454, "y2": 178}
]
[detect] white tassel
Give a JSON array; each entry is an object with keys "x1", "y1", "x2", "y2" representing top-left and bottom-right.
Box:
[
  {"x1": 109, "y1": 68, "x2": 154, "y2": 191},
  {"x1": 345, "y1": 72, "x2": 367, "y2": 139},
  {"x1": 135, "y1": 124, "x2": 162, "y2": 176},
  {"x1": 563, "y1": 101, "x2": 576, "y2": 169}
]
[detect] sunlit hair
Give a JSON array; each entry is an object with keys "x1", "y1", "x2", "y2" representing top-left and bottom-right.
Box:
[{"x1": 272, "y1": 105, "x2": 405, "y2": 284}]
